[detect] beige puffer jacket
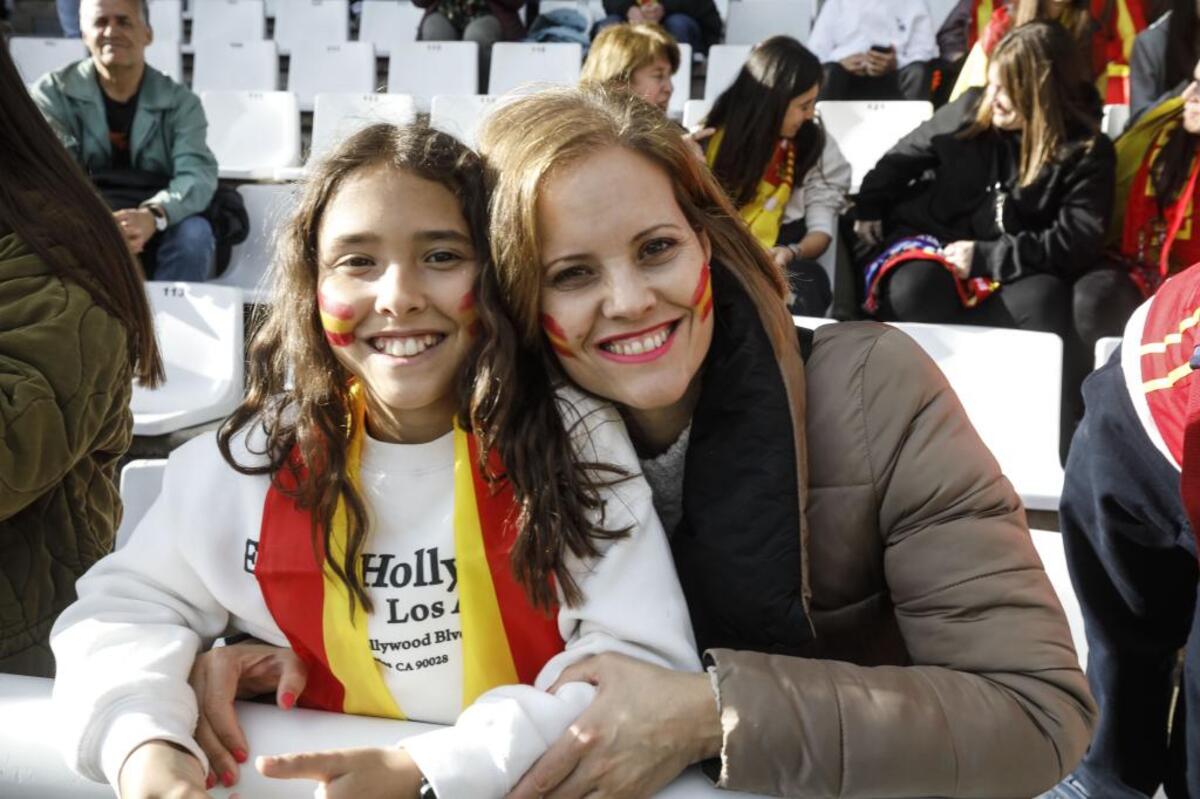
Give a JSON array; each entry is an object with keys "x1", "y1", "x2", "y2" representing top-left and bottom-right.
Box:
[{"x1": 707, "y1": 321, "x2": 1095, "y2": 798}]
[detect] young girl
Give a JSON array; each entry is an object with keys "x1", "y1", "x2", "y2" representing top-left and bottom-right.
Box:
[
  {"x1": 701, "y1": 36, "x2": 850, "y2": 316},
  {"x1": 49, "y1": 123, "x2": 699, "y2": 799}
]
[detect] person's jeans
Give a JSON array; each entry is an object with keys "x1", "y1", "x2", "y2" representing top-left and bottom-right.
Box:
[
  {"x1": 1058, "y1": 353, "x2": 1200, "y2": 798},
  {"x1": 57, "y1": 0, "x2": 80, "y2": 37},
  {"x1": 595, "y1": 12, "x2": 704, "y2": 53},
  {"x1": 147, "y1": 215, "x2": 216, "y2": 282},
  {"x1": 819, "y1": 60, "x2": 933, "y2": 101}
]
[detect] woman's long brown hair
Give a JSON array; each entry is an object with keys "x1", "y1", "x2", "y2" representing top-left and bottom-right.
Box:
[
  {"x1": 474, "y1": 87, "x2": 806, "y2": 608},
  {"x1": 217, "y1": 124, "x2": 489, "y2": 614},
  {"x1": 965, "y1": 21, "x2": 1099, "y2": 186},
  {"x1": 0, "y1": 38, "x2": 162, "y2": 386}
]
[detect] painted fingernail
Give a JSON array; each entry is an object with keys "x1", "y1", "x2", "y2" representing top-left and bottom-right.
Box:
[
  {"x1": 206, "y1": 772, "x2": 216, "y2": 790},
  {"x1": 280, "y1": 691, "x2": 296, "y2": 709},
  {"x1": 233, "y1": 748, "x2": 248, "y2": 764},
  {"x1": 222, "y1": 770, "x2": 235, "y2": 787}
]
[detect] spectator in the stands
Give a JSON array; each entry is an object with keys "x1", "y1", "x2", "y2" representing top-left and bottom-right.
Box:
[
  {"x1": 58, "y1": 0, "x2": 81, "y2": 36},
  {"x1": 0, "y1": 34, "x2": 161, "y2": 678},
  {"x1": 414, "y1": 0, "x2": 526, "y2": 89},
  {"x1": 594, "y1": 0, "x2": 720, "y2": 57},
  {"x1": 701, "y1": 36, "x2": 850, "y2": 316},
  {"x1": 1129, "y1": 0, "x2": 1200, "y2": 123},
  {"x1": 580, "y1": 22, "x2": 679, "y2": 112},
  {"x1": 807, "y1": 0, "x2": 938, "y2": 101},
  {"x1": 31, "y1": 0, "x2": 218, "y2": 282}
]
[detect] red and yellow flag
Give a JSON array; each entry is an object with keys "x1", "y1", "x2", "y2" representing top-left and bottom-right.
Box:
[{"x1": 256, "y1": 383, "x2": 563, "y2": 719}]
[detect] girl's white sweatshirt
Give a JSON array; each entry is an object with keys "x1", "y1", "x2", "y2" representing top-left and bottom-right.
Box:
[{"x1": 50, "y1": 391, "x2": 700, "y2": 798}]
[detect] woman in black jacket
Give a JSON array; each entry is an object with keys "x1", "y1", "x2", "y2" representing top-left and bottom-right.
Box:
[{"x1": 855, "y1": 20, "x2": 1117, "y2": 342}]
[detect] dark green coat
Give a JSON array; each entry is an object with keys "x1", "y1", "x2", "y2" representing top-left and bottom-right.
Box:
[{"x1": 0, "y1": 232, "x2": 132, "y2": 676}]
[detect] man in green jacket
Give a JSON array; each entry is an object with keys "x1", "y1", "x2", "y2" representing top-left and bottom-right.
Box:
[{"x1": 31, "y1": 0, "x2": 218, "y2": 282}]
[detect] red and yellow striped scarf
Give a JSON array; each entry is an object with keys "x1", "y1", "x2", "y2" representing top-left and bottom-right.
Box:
[{"x1": 255, "y1": 384, "x2": 563, "y2": 718}]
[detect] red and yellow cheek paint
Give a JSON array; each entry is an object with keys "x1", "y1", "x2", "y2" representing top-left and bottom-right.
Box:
[
  {"x1": 458, "y1": 291, "x2": 480, "y2": 337},
  {"x1": 541, "y1": 313, "x2": 574, "y2": 358},
  {"x1": 691, "y1": 262, "x2": 714, "y2": 322},
  {"x1": 318, "y1": 292, "x2": 357, "y2": 347}
]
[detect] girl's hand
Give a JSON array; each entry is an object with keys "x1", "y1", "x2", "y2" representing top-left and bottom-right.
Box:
[
  {"x1": 258, "y1": 746, "x2": 424, "y2": 799},
  {"x1": 854, "y1": 219, "x2": 883, "y2": 247},
  {"x1": 943, "y1": 240, "x2": 976, "y2": 279},
  {"x1": 505, "y1": 653, "x2": 721, "y2": 799},
  {"x1": 188, "y1": 641, "x2": 308, "y2": 787},
  {"x1": 119, "y1": 740, "x2": 210, "y2": 798},
  {"x1": 682, "y1": 127, "x2": 714, "y2": 163},
  {"x1": 770, "y1": 246, "x2": 795, "y2": 270}
]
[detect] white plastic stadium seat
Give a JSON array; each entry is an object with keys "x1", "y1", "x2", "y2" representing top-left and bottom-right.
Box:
[
  {"x1": 792, "y1": 315, "x2": 836, "y2": 328},
  {"x1": 1095, "y1": 335, "x2": 1121, "y2": 369},
  {"x1": 724, "y1": 0, "x2": 811, "y2": 46},
  {"x1": 682, "y1": 98, "x2": 711, "y2": 129},
  {"x1": 148, "y1": 0, "x2": 184, "y2": 43},
  {"x1": 272, "y1": 0, "x2": 349, "y2": 54},
  {"x1": 9, "y1": 37, "x2": 85, "y2": 83},
  {"x1": 310, "y1": 92, "x2": 418, "y2": 162},
  {"x1": 890, "y1": 322, "x2": 1065, "y2": 511},
  {"x1": 359, "y1": 0, "x2": 425, "y2": 55},
  {"x1": 144, "y1": 38, "x2": 183, "y2": 82},
  {"x1": 132, "y1": 282, "x2": 244, "y2": 436},
  {"x1": 430, "y1": 94, "x2": 510, "y2": 148},
  {"x1": 1030, "y1": 529, "x2": 1089, "y2": 669},
  {"x1": 817, "y1": 100, "x2": 934, "y2": 192},
  {"x1": 703, "y1": 44, "x2": 750, "y2": 102},
  {"x1": 925, "y1": 0, "x2": 961, "y2": 29},
  {"x1": 190, "y1": 0, "x2": 265, "y2": 46},
  {"x1": 0, "y1": 674, "x2": 766, "y2": 798},
  {"x1": 191, "y1": 39, "x2": 278, "y2": 92},
  {"x1": 115, "y1": 459, "x2": 168, "y2": 550},
  {"x1": 387, "y1": 42, "x2": 479, "y2": 113},
  {"x1": 214, "y1": 183, "x2": 296, "y2": 302},
  {"x1": 487, "y1": 42, "x2": 582, "y2": 95},
  {"x1": 1103, "y1": 103, "x2": 1131, "y2": 138},
  {"x1": 287, "y1": 42, "x2": 376, "y2": 112},
  {"x1": 201, "y1": 90, "x2": 301, "y2": 178},
  {"x1": 668, "y1": 42, "x2": 692, "y2": 119}
]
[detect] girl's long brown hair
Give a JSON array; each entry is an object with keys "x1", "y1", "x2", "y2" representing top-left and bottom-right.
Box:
[
  {"x1": 0, "y1": 38, "x2": 162, "y2": 386},
  {"x1": 965, "y1": 20, "x2": 1099, "y2": 186},
  {"x1": 474, "y1": 87, "x2": 807, "y2": 607},
  {"x1": 217, "y1": 124, "x2": 489, "y2": 614}
]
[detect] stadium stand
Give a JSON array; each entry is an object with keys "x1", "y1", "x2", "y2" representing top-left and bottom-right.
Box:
[
  {"x1": 703, "y1": 43, "x2": 750, "y2": 102},
  {"x1": 144, "y1": 37, "x2": 183, "y2": 82},
  {"x1": 131, "y1": 282, "x2": 245, "y2": 437},
  {"x1": 669, "y1": 42, "x2": 691, "y2": 119},
  {"x1": 487, "y1": 41, "x2": 582, "y2": 95},
  {"x1": 212, "y1": 182, "x2": 296, "y2": 300},
  {"x1": 1095, "y1": 335, "x2": 1122, "y2": 369},
  {"x1": 429, "y1": 93, "x2": 510, "y2": 148},
  {"x1": 1102, "y1": 103, "x2": 1130, "y2": 138},
  {"x1": 189, "y1": 0, "x2": 266, "y2": 47},
  {"x1": 387, "y1": 41, "x2": 479, "y2": 112},
  {"x1": 816, "y1": 100, "x2": 935, "y2": 192},
  {"x1": 310, "y1": 92, "x2": 419, "y2": 162},
  {"x1": 147, "y1": 0, "x2": 184, "y2": 43},
  {"x1": 191, "y1": 39, "x2": 279, "y2": 92},
  {"x1": 114, "y1": 460, "x2": 167, "y2": 550},
  {"x1": 287, "y1": 41, "x2": 376, "y2": 111},
  {"x1": 723, "y1": 0, "x2": 813, "y2": 47},
  {"x1": 358, "y1": 0, "x2": 426, "y2": 55},
  {"x1": 9, "y1": 36, "x2": 83, "y2": 83},
  {"x1": 272, "y1": 0, "x2": 350, "y2": 54}
]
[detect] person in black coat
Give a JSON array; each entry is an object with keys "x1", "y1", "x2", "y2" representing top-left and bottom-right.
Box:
[
  {"x1": 855, "y1": 21, "x2": 1119, "y2": 347},
  {"x1": 593, "y1": 0, "x2": 720, "y2": 55}
]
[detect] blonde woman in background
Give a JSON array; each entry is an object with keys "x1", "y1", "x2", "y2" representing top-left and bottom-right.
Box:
[{"x1": 580, "y1": 22, "x2": 679, "y2": 112}]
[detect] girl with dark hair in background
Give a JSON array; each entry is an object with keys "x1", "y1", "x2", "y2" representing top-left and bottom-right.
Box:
[
  {"x1": 701, "y1": 36, "x2": 849, "y2": 316},
  {"x1": 49, "y1": 122, "x2": 698, "y2": 799},
  {"x1": 0, "y1": 34, "x2": 161, "y2": 678},
  {"x1": 1129, "y1": 0, "x2": 1200, "y2": 121}
]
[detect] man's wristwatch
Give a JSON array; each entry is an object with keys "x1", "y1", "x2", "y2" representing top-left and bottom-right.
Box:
[
  {"x1": 418, "y1": 776, "x2": 437, "y2": 798},
  {"x1": 147, "y1": 205, "x2": 168, "y2": 233}
]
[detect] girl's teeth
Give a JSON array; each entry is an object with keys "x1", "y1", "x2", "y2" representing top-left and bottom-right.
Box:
[
  {"x1": 376, "y1": 334, "x2": 441, "y2": 357},
  {"x1": 606, "y1": 327, "x2": 669, "y2": 356}
]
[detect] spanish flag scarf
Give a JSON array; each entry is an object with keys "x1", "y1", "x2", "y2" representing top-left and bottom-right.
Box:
[
  {"x1": 1114, "y1": 98, "x2": 1200, "y2": 296},
  {"x1": 254, "y1": 383, "x2": 564, "y2": 718},
  {"x1": 706, "y1": 128, "x2": 795, "y2": 251}
]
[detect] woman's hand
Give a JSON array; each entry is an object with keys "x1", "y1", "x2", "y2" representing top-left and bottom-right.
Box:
[
  {"x1": 258, "y1": 746, "x2": 423, "y2": 799},
  {"x1": 854, "y1": 218, "x2": 884, "y2": 247},
  {"x1": 119, "y1": 740, "x2": 210, "y2": 798},
  {"x1": 770, "y1": 246, "x2": 795, "y2": 270},
  {"x1": 943, "y1": 240, "x2": 976, "y2": 279},
  {"x1": 505, "y1": 653, "x2": 722, "y2": 799},
  {"x1": 682, "y1": 127, "x2": 714, "y2": 163},
  {"x1": 188, "y1": 641, "x2": 308, "y2": 787}
]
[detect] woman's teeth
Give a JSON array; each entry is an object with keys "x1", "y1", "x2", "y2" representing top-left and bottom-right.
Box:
[
  {"x1": 371, "y1": 334, "x2": 443, "y2": 357},
  {"x1": 601, "y1": 326, "x2": 669, "y2": 356}
]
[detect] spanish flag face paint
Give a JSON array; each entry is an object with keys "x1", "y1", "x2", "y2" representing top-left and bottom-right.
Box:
[
  {"x1": 541, "y1": 313, "x2": 574, "y2": 358},
  {"x1": 459, "y1": 291, "x2": 480, "y2": 338},
  {"x1": 691, "y1": 262, "x2": 713, "y2": 322},
  {"x1": 318, "y1": 291, "x2": 358, "y2": 348}
]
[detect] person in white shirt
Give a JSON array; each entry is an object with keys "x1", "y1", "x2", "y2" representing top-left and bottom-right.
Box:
[
  {"x1": 49, "y1": 121, "x2": 700, "y2": 799},
  {"x1": 807, "y1": 0, "x2": 939, "y2": 101}
]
